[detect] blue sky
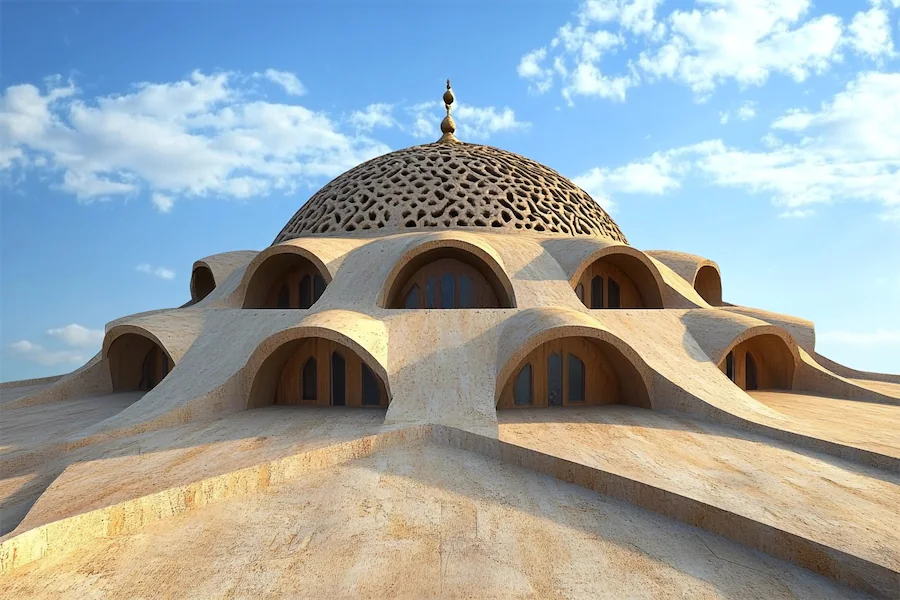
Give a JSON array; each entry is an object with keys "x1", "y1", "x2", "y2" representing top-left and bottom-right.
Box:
[{"x1": 1, "y1": 0, "x2": 898, "y2": 381}]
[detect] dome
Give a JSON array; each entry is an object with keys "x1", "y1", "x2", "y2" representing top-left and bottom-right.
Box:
[{"x1": 272, "y1": 141, "x2": 628, "y2": 244}]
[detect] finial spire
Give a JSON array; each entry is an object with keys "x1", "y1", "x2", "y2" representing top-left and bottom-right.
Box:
[{"x1": 438, "y1": 78, "x2": 458, "y2": 143}]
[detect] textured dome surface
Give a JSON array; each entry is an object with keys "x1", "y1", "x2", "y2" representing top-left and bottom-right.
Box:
[{"x1": 273, "y1": 142, "x2": 628, "y2": 244}]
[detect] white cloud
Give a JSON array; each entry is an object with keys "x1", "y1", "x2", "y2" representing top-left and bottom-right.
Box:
[
  {"x1": 817, "y1": 329, "x2": 900, "y2": 346},
  {"x1": 778, "y1": 208, "x2": 814, "y2": 218},
  {"x1": 719, "y1": 111, "x2": 730, "y2": 124},
  {"x1": 518, "y1": 1, "x2": 895, "y2": 101},
  {"x1": 848, "y1": 4, "x2": 895, "y2": 59},
  {"x1": 151, "y1": 192, "x2": 174, "y2": 213},
  {"x1": 405, "y1": 101, "x2": 529, "y2": 141},
  {"x1": 261, "y1": 69, "x2": 306, "y2": 96},
  {"x1": 572, "y1": 72, "x2": 900, "y2": 219},
  {"x1": 0, "y1": 70, "x2": 389, "y2": 207},
  {"x1": 136, "y1": 263, "x2": 175, "y2": 280},
  {"x1": 8, "y1": 340, "x2": 87, "y2": 366},
  {"x1": 573, "y1": 149, "x2": 690, "y2": 209},
  {"x1": 348, "y1": 103, "x2": 395, "y2": 131},
  {"x1": 737, "y1": 101, "x2": 757, "y2": 120},
  {"x1": 46, "y1": 324, "x2": 104, "y2": 347}
]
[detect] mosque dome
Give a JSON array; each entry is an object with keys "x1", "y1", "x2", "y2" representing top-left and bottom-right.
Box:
[
  {"x1": 272, "y1": 81, "x2": 626, "y2": 245},
  {"x1": 272, "y1": 142, "x2": 628, "y2": 244}
]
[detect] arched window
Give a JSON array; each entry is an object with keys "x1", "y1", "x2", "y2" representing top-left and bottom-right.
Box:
[
  {"x1": 243, "y1": 253, "x2": 328, "y2": 309},
  {"x1": 277, "y1": 284, "x2": 290, "y2": 309},
  {"x1": 361, "y1": 363, "x2": 381, "y2": 406},
  {"x1": 568, "y1": 354, "x2": 585, "y2": 403},
  {"x1": 608, "y1": 277, "x2": 621, "y2": 309},
  {"x1": 260, "y1": 339, "x2": 388, "y2": 408},
  {"x1": 331, "y1": 352, "x2": 346, "y2": 406},
  {"x1": 745, "y1": 352, "x2": 759, "y2": 391},
  {"x1": 299, "y1": 275, "x2": 312, "y2": 309},
  {"x1": 590, "y1": 276, "x2": 604, "y2": 309},
  {"x1": 719, "y1": 335, "x2": 794, "y2": 391},
  {"x1": 576, "y1": 253, "x2": 664, "y2": 309},
  {"x1": 301, "y1": 358, "x2": 317, "y2": 401},
  {"x1": 513, "y1": 363, "x2": 533, "y2": 406},
  {"x1": 404, "y1": 285, "x2": 421, "y2": 309},
  {"x1": 386, "y1": 250, "x2": 513, "y2": 309},
  {"x1": 109, "y1": 333, "x2": 172, "y2": 393},
  {"x1": 499, "y1": 337, "x2": 650, "y2": 409},
  {"x1": 313, "y1": 274, "x2": 326, "y2": 303},
  {"x1": 575, "y1": 283, "x2": 584, "y2": 304}
]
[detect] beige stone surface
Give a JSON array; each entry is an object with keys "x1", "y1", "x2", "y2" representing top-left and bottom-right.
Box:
[
  {"x1": 0, "y1": 443, "x2": 870, "y2": 600},
  {"x1": 3, "y1": 126, "x2": 899, "y2": 597}
]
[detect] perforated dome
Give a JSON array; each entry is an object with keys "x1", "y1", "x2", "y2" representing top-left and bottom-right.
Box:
[{"x1": 272, "y1": 142, "x2": 628, "y2": 244}]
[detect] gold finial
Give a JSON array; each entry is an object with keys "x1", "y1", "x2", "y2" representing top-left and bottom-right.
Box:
[{"x1": 438, "y1": 78, "x2": 458, "y2": 143}]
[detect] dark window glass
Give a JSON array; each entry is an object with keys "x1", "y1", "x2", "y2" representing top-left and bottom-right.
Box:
[
  {"x1": 425, "y1": 276, "x2": 436, "y2": 308},
  {"x1": 591, "y1": 276, "x2": 604, "y2": 309},
  {"x1": 745, "y1": 352, "x2": 759, "y2": 391},
  {"x1": 299, "y1": 275, "x2": 312, "y2": 309},
  {"x1": 608, "y1": 277, "x2": 621, "y2": 309},
  {"x1": 548, "y1": 352, "x2": 562, "y2": 406},
  {"x1": 404, "y1": 284, "x2": 421, "y2": 309},
  {"x1": 313, "y1": 275, "x2": 326, "y2": 302},
  {"x1": 162, "y1": 352, "x2": 169, "y2": 377},
  {"x1": 331, "y1": 352, "x2": 346, "y2": 406},
  {"x1": 302, "y1": 358, "x2": 317, "y2": 400},
  {"x1": 277, "y1": 284, "x2": 290, "y2": 309},
  {"x1": 568, "y1": 354, "x2": 585, "y2": 403},
  {"x1": 459, "y1": 275, "x2": 474, "y2": 308},
  {"x1": 361, "y1": 363, "x2": 381, "y2": 406},
  {"x1": 441, "y1": 273, "x2": 455, "y2": 308},
  {"x1": 514, "y1": 363, "x2": 533, "y2": 406},
  {"x1": 725, "y1": 351, "x2": 735, "y2": 381},
  {"x1": 575, "y1": 283, "x2": 584, "y2": 304},
  {"x1": 141, "y1": 348, "x2": 157, "y2": 391}
]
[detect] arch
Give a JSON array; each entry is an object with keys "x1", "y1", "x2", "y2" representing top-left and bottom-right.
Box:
[
  {"x1": 497, "y1": 335, "x2": 650, "y2": 409},
  {"x1": 694, "y1": 264, "x2": 723, "y2": 306},
  {"x1": 571, "y1": 247, "x2": 665, "y2": 309},
  {"x1": 246, "y1": 328, "x2": 390, "y2": 409},
  {"x1": 241, "y1": 245, "x2": 331, "y2": 309},
  {"x1": 106, "y1": 332, "x2": 174, "y2": 392},
  {"x1": 717, "y1": 333, "x2": 796, "y2": 391},
  {"x1": 381, "y1": 239, "x2": 516, "y2": 309},
  {"x1": 190, "y1": 265, "x2": 216, "y2": 303}
]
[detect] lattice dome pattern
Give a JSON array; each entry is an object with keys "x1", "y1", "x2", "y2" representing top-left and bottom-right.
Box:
[{"x1": 273, "y1": 142, "x2": 628, "y2": 244}]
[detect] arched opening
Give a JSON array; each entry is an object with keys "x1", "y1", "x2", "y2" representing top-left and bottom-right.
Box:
[
  {"x1": 694, "y1": 265, "x2": 722, "y2": 306},
  {"x1": 248, "y1": 337, "x2": 388, "y2": 408},
  {"x1": 576, "y1": 254, "x2": 663, "y2": 309},
  {"x1": 243, "y1": 253, "x2": 328, "y2": 309},
  {"x1": 190, "y1": 266, "x2": 216, "y2": 303},
  {"x1": 498, "y1": 337, "x2": 650, "y2": 409},
  {"x1": 107, "y1": 333, "x2": 172, "y2": 392},
  {"x1": 385, "y1": 247, "x2": 514, "y2": 309},
  {"x1": 718, "y1": 334, "x2": 794, "y2": 391}
]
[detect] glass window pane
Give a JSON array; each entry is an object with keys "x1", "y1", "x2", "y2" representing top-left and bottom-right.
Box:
[
  {"x1": 608, "y1": 277, "x2": 621, "y2": 309},
  {"x1": 425, "y1": 276, "x2": 436, "y2": 308},
  {"x1": 548, "y1": 352, "x2": 562, "y2": 406},
  {"x1": 302, "y1": 358, "x2": 317, "y2": 400},
  {"x1": 575, "y1": 283, "x2": 584, "y2": 304},
  {"x1": 331, "y1": 352, "x2": 346, "y2": 406},
  {"x1": 745, "y1": 352, "x2": 758, "y2": 390},
  {"x1": 459, "y1": 275, "x2": 474, "y2": 308},
  {"x1": 725, "y1": 351, "x2": 734, "y2": 381},
  {"x1": 568, "y1": 354, "x2": 585, "y2": 403},
  {"x1": 441, "y1": 273, "x2": 455, "y2": 308},
  {"x1": 591, "y1": 276, "x2": 603, "y2": 309},
  {"x1": 513, "y1": 363, "x2": 532, "y2": 406},
  {"x1": 299, "y1": 275, "x2": 312, "y2": 309},
  {"x1": 313, "y1": 275, "x2": 326, "y2": 302},
  {"x1": 361, "y1": 363, "x2": 381, "y2": 406},
  {"x1": 404, "y1": 284, "x2": 421, "y2": 309},
  {"x1": 277, "y1": 284, "x2": 290, "y2": 308}
]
